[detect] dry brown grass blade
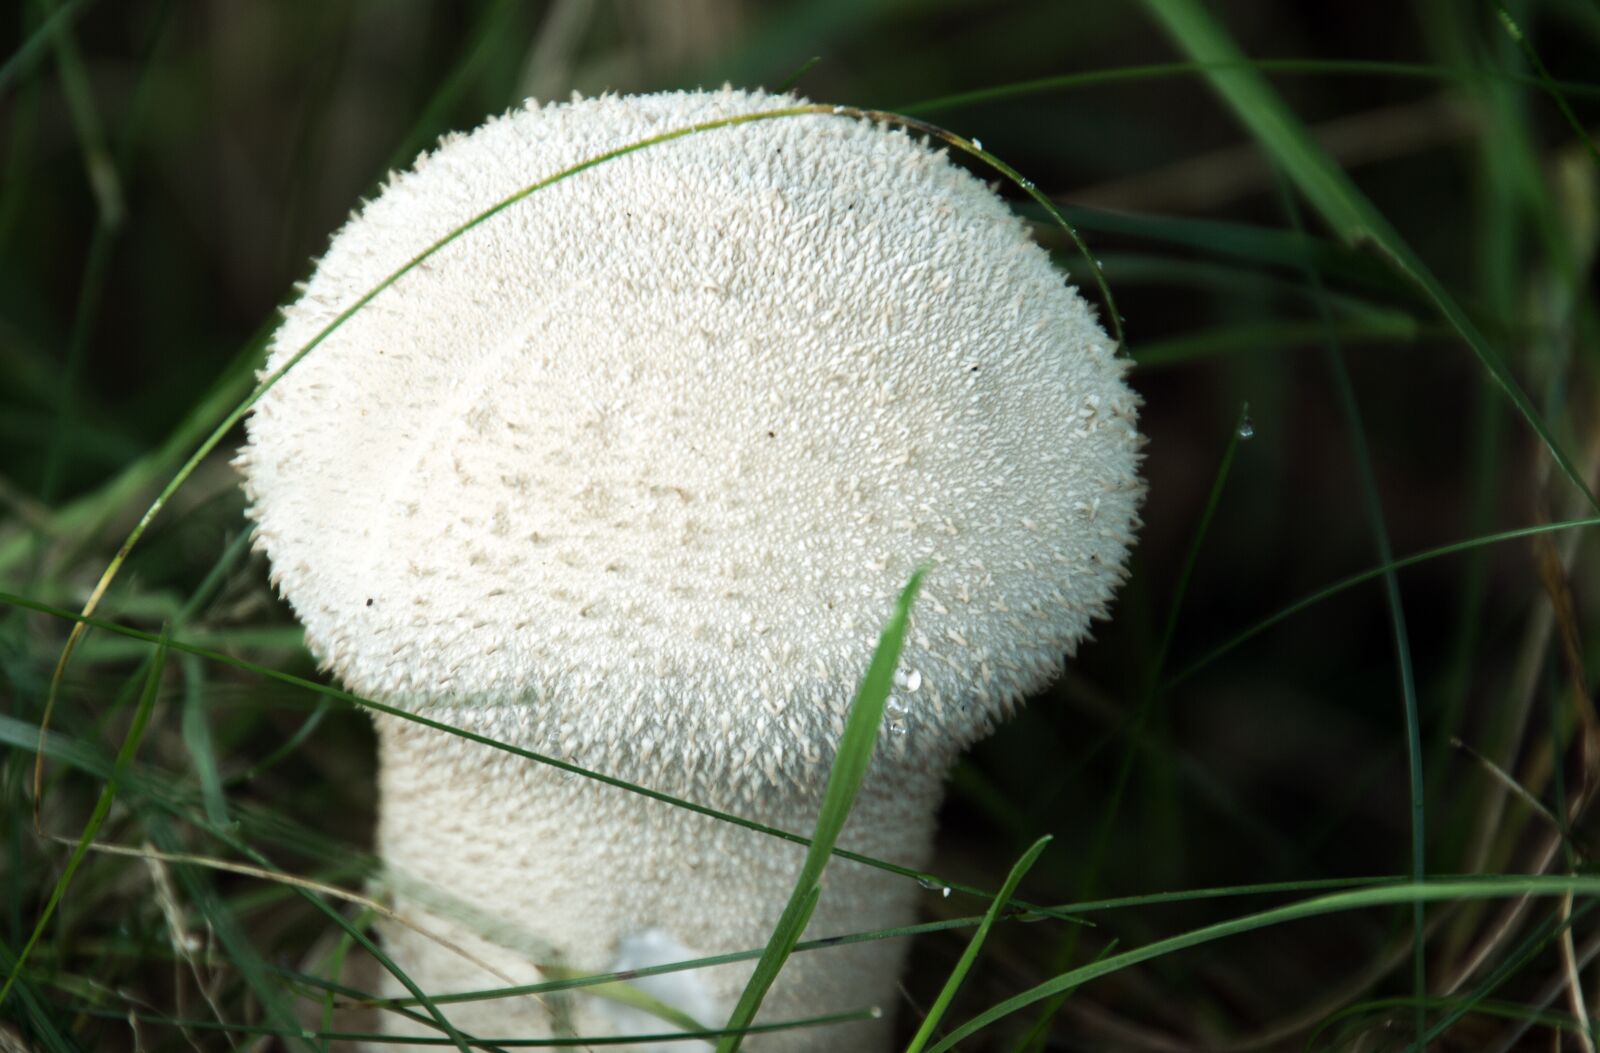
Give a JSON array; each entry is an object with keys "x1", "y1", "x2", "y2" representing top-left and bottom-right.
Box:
[
  {"x1": 1533, "y1": 514, "x2": 1599, "y2": 1052},
  {"x1": 1444, "y1": 831, "x2": 1571, "y2": 1001},
  {"x1": 1440, "y1": 425, "x2": 1600, "y2": 997},
  {"x1": 142, "y1": 846, "x2": 227, "y2": 1052},
  {"x1": 1532, "y1": 529, "x2": 1599, "y2": 759},
  {"x1": 50, "y1": 836, "x2": 521, "y2": 992},
  {"x1": 1559, "y1": 890, "x2": 1595, "y2": 1053},
  {"x1": 1200, "y1": 908, "x2": 1473, "y2": 1053},
  {"x1": 1452, "y1": 737, "x2": 1563, "y2": 831},
  {"x1": 1048, "y1": 907, "x2": 1468, "y2": 1052},
  {"x1": 1439, "y1": 594, "x2": 1598, "y2": 1000}
]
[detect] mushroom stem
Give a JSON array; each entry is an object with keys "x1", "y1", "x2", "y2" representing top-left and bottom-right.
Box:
[{"x1": 370, "y1": 712, "x2": 946, "y2": 1050}]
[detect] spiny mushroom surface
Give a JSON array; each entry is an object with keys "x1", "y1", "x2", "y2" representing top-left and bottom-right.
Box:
[{"x1": 240, "y1": 88, "x2": 1142, "y2": 1050}]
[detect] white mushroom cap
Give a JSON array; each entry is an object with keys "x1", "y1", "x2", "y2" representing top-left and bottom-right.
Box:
[{"x1": 239, "y1": 88, "x2": 1142, "y2": 791}]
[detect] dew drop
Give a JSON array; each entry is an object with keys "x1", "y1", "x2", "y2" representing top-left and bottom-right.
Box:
[
  {"x1": 971, "y1": 138, "x2": 983, "y2": 151},
  {"x1": 1237, "y1": 417, "x2": 1255, "y2": 441},
  {"x1": 887, "y1": 718, "x2": 907, "y2": 736}
]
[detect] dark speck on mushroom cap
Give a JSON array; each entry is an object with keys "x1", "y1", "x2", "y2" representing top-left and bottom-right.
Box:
[{"x1": 237, "y1": 88, "x2": 1143, "y2": 788}]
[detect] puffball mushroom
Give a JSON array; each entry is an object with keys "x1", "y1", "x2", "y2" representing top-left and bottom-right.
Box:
[{"x1": 239, "y1": 88, "x2": 1142, "y2": 1049}]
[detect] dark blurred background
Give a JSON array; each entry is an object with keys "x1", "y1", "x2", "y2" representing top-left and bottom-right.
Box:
[{"x1": 2, "y1": 2, "x2": 1598, "y2": 1050}]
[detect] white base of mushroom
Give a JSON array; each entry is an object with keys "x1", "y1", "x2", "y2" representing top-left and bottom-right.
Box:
[{"x1": 363, "y1": 712, "x2": 948, "y2": 1051}]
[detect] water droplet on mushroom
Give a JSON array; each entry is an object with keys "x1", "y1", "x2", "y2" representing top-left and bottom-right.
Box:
[
  {"x1": 887, "y1": 717, "x2": 907, "y2": 736},
  {"x1": 1237, "y1": 417, "x2": 1255, "y2": 441}
]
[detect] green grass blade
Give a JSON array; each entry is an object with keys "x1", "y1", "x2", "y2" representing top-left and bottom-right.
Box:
[
  {"x1": 1412, "y1": 898, "x2": 1596, "y2": 1052},
  {"x1": 39, "y1": 0, "x2": 119, "y2": 226},
  {"x1": 1049, "y1": 206, "x2": 1396, "y2": 292},
  {"x1": 1167, "y1": 515, "x2": 1600, "y2": 686},
  {"x1": 0, "y1": 28, "x2": 42, "y2": 255},
  {"x1": 904, "y1": 835, "x2": 1051, "y2": 1053},
  {"x1": 347, "y1": 876, "x2": 1406, "y2": 1011},
  {"x1": 1131, "y1": 316, "x2": 1427, "y2": 369},
  {"x1": 774, "y1": 54, "x2": 822, "y2": 93},
  {"x1": 35, "y1": 1, "x2": 168, "y2": 513},
  {"x1": 1494, "y1": 5, "x2": 1600, "y2": 166},
  {"x1": 0, "y1": 936, "x2": 83, "y2": 1052},
  {"x1": 1316, "y1": 995, "x2": 1577, "y2": 1048},
  {"x1": 717, "y1": 887, "x2": 823, "y2": 1053},
  {"x1": 1097, "y1": 252, "x2": 1409, "y2": 323},
  {"x1": 0, "y1": 328, "x2": 267, "y2": 576},
  {"x1": 1014, "y1": 405, "x2": 1248, "y2": 1049},
  {"x1": 381, "y1": 0, "x2": 524, "y2": 176},
  {"x1": 1328, "y1": 312, "x2": 1430, "y2": 1042},
  {"x1": 179, "y1": 653, "x2": 232, "y2": 830},
  {"x1": 61, "y1": 1005, "x2": 878, "y2": 1047},
  {"x1": 1140, "y1": 0, "x2": 1599, "y2": 514},
  {"x1": 0, "y1": 0, "x2": 86, "y2": 94},
  {"x1": 236, "y1": 697, "x2": 331, "y2": 784},
  {"x1": 0, "y1": 624, "x2": 166, "y2": 1008},
  {"x1": 537, "y1": 963, "x2": 718, "y2": 1035},
  {"x1": 1004, "y1": 942, "x2": 1121, "y2": 1053},
  {"x1": 716, "y1": 567, "x2": 926, "y2": 1053},
  {"x1": 925, "y1": 877, "x2": 1600, "y2": 1053},
  {"x1": 1152, "y1": 403, "x2": 1249, "y2": 678},
  {"x1": 895, "y1": 58, "x2": 1600, "y2": 117},
  {"x1": 317, "y1": 911, "x2": 368, "y2": 1053},
  {"x1": 1281, "y1": 176, "x2": 1428, "y2": 1045}
]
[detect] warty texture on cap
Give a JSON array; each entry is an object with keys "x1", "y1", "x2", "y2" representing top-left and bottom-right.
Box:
[{"x1": 238, "y1": 88, "x2": 1144, "y2": 791}]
